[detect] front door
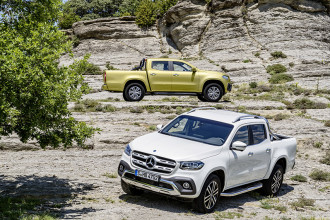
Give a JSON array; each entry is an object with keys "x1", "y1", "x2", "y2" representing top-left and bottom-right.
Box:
[
  {"x1": 171, "y1": 61, "x2": 199, "y2": 92},
  {"x1": 148, "y1": 60, "x2": 172, "y2": 91}
]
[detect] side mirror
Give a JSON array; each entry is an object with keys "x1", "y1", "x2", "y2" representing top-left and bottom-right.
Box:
[
  {"x1": 156, "y1": 124, "x2": 163, "y2": 131},
  {"x1": 231, "y1": 141, "x2": 247, "y2": 151},
  {"x1": 192, "y1": 67, "x2": 197, "y2": 73}
]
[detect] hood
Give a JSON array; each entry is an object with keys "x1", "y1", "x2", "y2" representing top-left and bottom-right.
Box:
[{"x1": 130, "y1": 132, "x2": 221, "y2": 161}]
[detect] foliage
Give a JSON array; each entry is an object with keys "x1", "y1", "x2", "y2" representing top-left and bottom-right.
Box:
[
  {"x1": 73, "y1": 57, "x2": 102, "y2": 75},
  {"x1": 320, "y1": 151, "x2": 330, "y2": 165},
  {"x1": 156, "y1": 0, "x2": 178, "y2": 17},
  {"x1": 266, "y1": 64, "x2": 287, "y2": 74},
  {"x1": 243, "y1": 59, "x2": 250, "y2": 63},
  {"x1": 290, "y1": 174, "x2": 307, "y2": 182},
  {"x1": 271, "y1": 51, "x2": 287, "y2": 59},
  {"x1": 0, "y1": 0, "x2": 97, "y2": 148},
  {"x1": 269, "y1": 73, "x2": 294, "y2": 84},
  {"x1": 249, "y1": 82, "x2": 258, "y2": 88},
  {"x1": 309, "y1": 169, "x2": 330, "y2": 181},
  {"x1": 106, "y1": 62, "x2": 119, "y2": 70},
  {"x1": 325, "y1": 120, "x2": 330, "y2": 127},
  {"x1": 214, "y1": 211, "x2": 243, "y2": 219},
  {"x1": 119, "y1": 0, "x2": 140, "y2": 16},
  {"x1": 290, "y1": 197, "x2": 315, "y2": 208},
  {"x1": 0, "y1": 197, "x2": 57, "y2": 219},
  {"x1": 58, "y1": 10, "x2": 80, "y2": 29},
  {"x1": 293, "y1": 98, "x2": 327, "y2": 109},
  {"x1": 135, "y1": 0, "x2": 157, "y2": 28},
  {"x1": 254, "y1": 52, "x2": 260, "y2": 57}
]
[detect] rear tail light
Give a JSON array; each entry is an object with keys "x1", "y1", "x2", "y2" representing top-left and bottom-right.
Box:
[{"x1": 104, "y1": 71, "x2": 106, "y2": 82}]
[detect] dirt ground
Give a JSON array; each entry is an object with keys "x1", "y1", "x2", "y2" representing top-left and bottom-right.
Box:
[{"x1": 1, "y1": 78, "x2": 329, "y2": 220}]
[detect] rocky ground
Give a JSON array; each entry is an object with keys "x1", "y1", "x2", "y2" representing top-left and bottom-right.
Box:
[{"x1": 1, "y1": 74, "x2": 329, "y2": 219}]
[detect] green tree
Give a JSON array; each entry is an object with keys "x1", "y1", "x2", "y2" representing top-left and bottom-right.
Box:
[
  {"x1": 135, "y1": 0, "x2": 157, "y2": 28},
  {"x1": 58, "y1": 10, "x2": 81, "y2": 29},
  {"x1": 156, "y1": 0, "x2": 178, "y2": 16},
  {"x1": 0, "y1": 0, "x2": 97, "y2": 148},
  {"x1": 118, "y1": 0, "x2": 140, "y2": 16}
]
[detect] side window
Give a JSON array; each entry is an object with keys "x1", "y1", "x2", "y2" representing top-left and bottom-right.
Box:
[
  {"x1": 173, "y1": 61, "x2": 192, "y2": 72},
  {"x1": 232, "y1": 126, "x2": 249, "y2": 145},
  {"x1": 251, "y1": 124, "x2": 266, "y2": 144},
  {"x1": 151, "y1": 61, "x2": 169, "y2": 71}
]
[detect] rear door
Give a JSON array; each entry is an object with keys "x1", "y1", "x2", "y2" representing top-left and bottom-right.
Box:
[
  {"x1": 227, "y1": 123, "x2": 271, "y2": 187},
  {"x1": 171, "y1": 61, "x2": 199, "y2": 92},
  {"x1": 148, "y1": 61, "x2": 171, "y2": 91}
]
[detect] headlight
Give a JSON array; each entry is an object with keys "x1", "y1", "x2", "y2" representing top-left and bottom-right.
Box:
[
  {"x1": 124, "y1": 144, "x2": 132, "y2": 156},
  {"x1": 180, "y1": 161, "x2": 204, "y2": 170},
  {"x1": 222, "y1": 75, "x2": 229, "y2": 80}
]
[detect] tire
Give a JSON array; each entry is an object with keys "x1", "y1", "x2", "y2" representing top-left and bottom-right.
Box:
[
  {"x1": 260, "y1": 164, "x2": 284, "y2": 196},
  {"x1": 192, "y1": 174, "x2": 221, "y2": 213},
  {"x1": 123, "y1": 83, "x2": 145, "y2": 102},
  {"x1": 203, "y1": 83, "x2": 223, "y2": 102},
  {"x1": 121, "y1": 179, "x2": 144, "y2": 195},
  {"x1": 197, "y1": 94, "x2": 207, "y2": 102}
]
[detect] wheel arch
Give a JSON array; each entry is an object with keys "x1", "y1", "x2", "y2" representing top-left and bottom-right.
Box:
[
  {"x1": 202, "y1": 80, "x2": 225, "y2": 94},
  {"x1": 198, "y1": 168, "x2": 226, "y2": 197},
  {"x1": 264, "y1": 156, "x2": 288, "y2": 179},
  {"x1": 124, "y1": 80, "x2": 148, "y2": 92}
]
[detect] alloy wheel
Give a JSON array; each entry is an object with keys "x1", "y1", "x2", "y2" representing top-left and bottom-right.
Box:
[
  {"x1": 207, "y1": 86, "x2": 220, "y2": 100},
  {"x1": 204, "y1": 180, "x2": 219, "y2": 210},
  {"x1": 129, "y1": 86, "x2": 142, "y2": 100},
  {"x1": 271, "y1": 169, "x2": 283, "y2": 194}
]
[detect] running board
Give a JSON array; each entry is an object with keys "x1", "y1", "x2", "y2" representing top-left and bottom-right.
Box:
[{"x1": 221, "y1": 182, "x2": 263, "y2": 197}]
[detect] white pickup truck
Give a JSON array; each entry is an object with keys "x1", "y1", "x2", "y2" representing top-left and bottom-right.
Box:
[{"x1": 117, "y1": 108, "x2": 296, "y2": 213}]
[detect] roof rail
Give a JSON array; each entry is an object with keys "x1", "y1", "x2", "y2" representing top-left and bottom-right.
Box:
[
  {"x1": 187, "y1": 107, "x2": 217, "y2": 113},
  {"x1": 232, "y1": 115, "x2": 265, "y2": 123}
]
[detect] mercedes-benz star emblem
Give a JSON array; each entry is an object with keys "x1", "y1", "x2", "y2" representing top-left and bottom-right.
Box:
[{"x1": 146, "y1": 156, "x2": 156, "y2": 169}]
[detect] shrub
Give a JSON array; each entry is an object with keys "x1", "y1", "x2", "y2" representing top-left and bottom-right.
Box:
[
  {"x1": 257, "y1": 84, "x2": 271, "y2": 92},
  {"x1": 103, "y1": 104, "x2": 117, "y2": 112},
  {"x1": 269, "y1": 73, "x2": 293, "y2": 84},
  {"x1": 274, "y1": 113, "x2": 288, "y2": 121},
  {"x1": 266, "y1": 64, "x2": 287, "y2": 74},
  {"x1": 156, "y1": 0, "x2": 178, "y2": 17},
  {"x1": 290, "y1": 174, "x2": 307, "y2": 182},
  {"x1": 290, "y1": 197, "x2": 315, "y2": 208},
  {"x1": 254, "y1": 52, "x2": 260, "y2": 57},
  {"x1": 249, "y1": 82, "x2": 258, "y2": 88},
  {"x1": 58, "y1": 11, "x2": 80, "y2": 29},
  {"x1": 325, "y1": 120, "x2": 330, "y2": 127},
  {"x1": 148, "y1": 125, "x2": 156, "y2": 131},
  {"x1": 271, "y1": 51, "x2": 287, "y2": 59},
  {"x1": 309, "y1": 169, "x2": 330, "y2": 181},
  {"x1": 135, "y1": 0, "x2": 157, "y2": 28},
  {"x1": 313, "y1": 141, "x2": 322, "y2": 148},
  {"x1": 243, "y1": 59, "x2": 250, "y2": 63},
  {"x1": 320, "y1": 151, "x2": 330, "y2": 165},
  {"x1": 106, "y1": 62, "x2": 119, "y2": 70},
  {"x1": 81, "y1": 99, "x2": 99, "y2": 108},
  {"x1": 73, "y1": 103, "x2": 85, "y2": 112},
  {"x1": 289, "y1": 62, "x2": 295, "y2": 67},
  {"x1": 293, "y1": 98, "x2": 327, "y2": 109}
]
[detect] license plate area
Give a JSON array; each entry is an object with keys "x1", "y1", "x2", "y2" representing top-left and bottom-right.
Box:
[{"x1": 135, "y1": 169, "x2": 160, "y2": 182}]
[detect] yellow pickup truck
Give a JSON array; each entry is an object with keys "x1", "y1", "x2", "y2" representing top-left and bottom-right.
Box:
[{"x1": 101, "y1": 58, "x2": 232, "y2": 102}]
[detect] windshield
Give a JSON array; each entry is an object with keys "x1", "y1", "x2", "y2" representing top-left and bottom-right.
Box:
[{"x1": 161, "y1": 115, "x2": 234, "y2": 146}]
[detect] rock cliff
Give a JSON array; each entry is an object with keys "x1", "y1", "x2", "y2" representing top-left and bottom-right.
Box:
[{"x1": 60, "y1": 0, "x2": 330, "y2": 89}]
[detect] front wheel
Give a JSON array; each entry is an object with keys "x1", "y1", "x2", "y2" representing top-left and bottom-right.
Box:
[
  {"x1": 203, "y1": 83, "x2": 223, "y2": 102},
  {"x1": 260, "y1": 164, "x2": 284, "y2": 196},
  {"x1": 192, "y1": 174, "x2": 221, "y2": 213},
  {"x1": 123, "y1": 83, "x2": 145, "y2": 101}
]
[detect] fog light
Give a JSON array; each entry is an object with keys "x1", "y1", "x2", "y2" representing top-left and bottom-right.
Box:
[
  {"x1": 183, "y1": 182, "x2": 190, "y2": 189},
  {"x1": 119, "y1": 164, "x2": 124, "y2": 172}
]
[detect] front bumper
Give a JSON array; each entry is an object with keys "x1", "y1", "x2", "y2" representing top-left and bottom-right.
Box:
[
  {"x1": 227, "y1": 83, "x2": 232, "y2": 92},
  {"x1": 118, "y1": 160, "x2": 196, "y2": 197}
]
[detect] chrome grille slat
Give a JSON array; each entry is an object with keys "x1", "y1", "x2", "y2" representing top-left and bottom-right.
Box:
[{"x1": 132, "y1": 150, "x2": 176, "y2": 174}]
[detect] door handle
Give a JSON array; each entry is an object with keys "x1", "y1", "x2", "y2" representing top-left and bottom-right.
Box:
[
  {"x1": 173, "y1": 74, "x2": 179, "y2": 76},
  {"x1": 150, "y1": 73, "x2": 156, "y2": 76},
  {"x1": 248, "y1": 152, "x2": 254, "y2": 157},
  {"x1": 266, "y1": 148, "x2": 271, "y2": 153}
]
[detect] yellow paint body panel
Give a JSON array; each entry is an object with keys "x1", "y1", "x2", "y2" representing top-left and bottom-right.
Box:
[{"x1": 102, "y1": 58, "x2": 231, "y2": 93}]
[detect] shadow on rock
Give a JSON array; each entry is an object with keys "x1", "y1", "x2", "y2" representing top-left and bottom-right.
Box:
[{"x1": 0, "y1": 174, "x2": 99, "y2": 218}]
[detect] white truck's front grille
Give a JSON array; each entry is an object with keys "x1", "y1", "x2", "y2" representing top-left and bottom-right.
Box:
[{"x1": 132, "y1": 151, "x2": 176, "y2": 174}]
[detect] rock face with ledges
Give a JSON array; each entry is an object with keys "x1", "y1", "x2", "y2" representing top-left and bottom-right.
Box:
[{"x1": 60, "y1": 0, "x2": 330, "y2": 89}]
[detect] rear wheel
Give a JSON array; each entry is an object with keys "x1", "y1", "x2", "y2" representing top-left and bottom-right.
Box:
[
  {"x1": 123, "y1": 82, "x2": 145, "y2": 101},
  {"x1": 121, "y1": 179, "x2": 144, "y2": 195},
  {"x1": 192, "y1": 174, "x2": 221, "y2": 213},
  {"x1": 203, "y1": 83, "x2": 223, "y2": 102},
  {"x1": 260, "y1": 164, "x2": 284, "y2": 196}
]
